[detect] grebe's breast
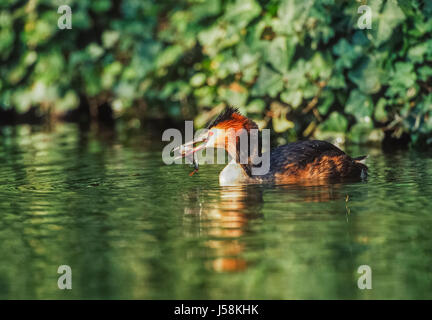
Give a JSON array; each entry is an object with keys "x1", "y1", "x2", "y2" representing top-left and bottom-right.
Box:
[{"x1": 219, "y1": 160, "x2": 257, "y2": 186}]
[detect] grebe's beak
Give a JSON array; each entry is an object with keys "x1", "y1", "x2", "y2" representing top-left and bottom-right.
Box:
[{"x1": 174, "y1": 131, "x2": 213, "y2": 160}]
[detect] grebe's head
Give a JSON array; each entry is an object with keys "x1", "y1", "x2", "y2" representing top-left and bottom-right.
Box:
[{"x1": 176, "y1": 107, "x2": 258, "y2": 159}]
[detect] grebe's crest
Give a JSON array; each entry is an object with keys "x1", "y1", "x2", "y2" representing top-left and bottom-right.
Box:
[
  {"x1": 206, "y1": 107, "x2": 240, "y2": 128},
  {"x1": 206, "y1": 107, "x2": 257, "y2": 131}
]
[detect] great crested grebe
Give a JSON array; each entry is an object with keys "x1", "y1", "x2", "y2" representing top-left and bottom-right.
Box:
[{"x1": 177, "y1": 107, "x2": 368, "y2": 186}]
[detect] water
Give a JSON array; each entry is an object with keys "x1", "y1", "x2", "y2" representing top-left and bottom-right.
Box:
[{"x1": 0, "y1": 124, "x2": 432, "y2": 299}]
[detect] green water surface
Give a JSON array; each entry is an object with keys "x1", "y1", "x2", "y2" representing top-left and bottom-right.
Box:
[{"x1": 0, "y1": 124, "x2": 432, "y2": 299}]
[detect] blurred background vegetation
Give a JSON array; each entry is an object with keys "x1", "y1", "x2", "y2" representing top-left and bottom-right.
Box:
[{"x1": 0, "y1": 0, "x2": 431, "y2": 146}]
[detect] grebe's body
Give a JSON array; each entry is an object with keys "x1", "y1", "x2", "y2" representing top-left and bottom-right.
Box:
[
  {"x1": 218, "y1": 140, "x2": 367, "y2": 186},
  {"x1": 177, "y1": 107, "x2": 368, "y2": 186}
]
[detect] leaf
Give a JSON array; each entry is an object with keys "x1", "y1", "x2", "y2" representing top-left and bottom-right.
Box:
[
  {"x1": 319, "y1": 112, "x2": 348, "y2": 132},
  {"x1": 91, "y1": 0, "x2": 112, "y2": 12},
  {"x1": 270, "y1": 102, "x2": 293, "y2": 133},
  {"x1": 345, "y1": 89, "x2": 373, "y2": 122},
  {"x1": 265, "y1": 37, "x2": 293, "y2": 74},
  {"x1": 276, "y1": 0, "x2": 313, "y2": 34},
  {"x1": 375, "y1": 0, "x2": 405, "y2": 45},
  {"x1": 374, "y1": 98, "x2": 388, "y2": 122},
  {"x1": 156, "y1": 45, "x2": 183, "y2": 69},
  {"x1": 308, "y1": 52, "x2": 332, "y2": 80},
  {"x1": 224, "y1": 0, "x2": 261, "y2": 29},
  {"x1": 87, "y1": 43, "x2": 104, "y2": 60},
  {"x1": 11, "y1": 89, "x2": 32, "y2": 114},
  {"x1": 219, "y1": 86, "x2": 248, "y2": 108},
  {"x1": 386, "y1": 62, "x2": 417, "y2": 97},
  {"x1": 348, "y1": 123, "x2": 383, "y2": 144},
  {"x1": 0, "y1": 13, "x2": 14, "y2": 60},
  {"x1": 190, "y1": 73, "x2": 206, "y2": 87},
  {"x1": 273, "y1": 116, "x2": 294, "y2": 133},
  {"x1": 56, "y1": 91, "x2": 79, "y2": 112},
  {"x1": 252, "y1": 65, "x2": 283, "y2": 97},
  {"x1": 102, "y1": 31, "x2": 120, "y2": 48},
  {"x1": 327, "y1": 73, "x2": 346, "y2": 89},
  {"x1": 280, "y1": 90, "x2": 302, "y2": 108},
  {"x1": 198, "y1": 25, "x2": 225, "y2": 50},
  {"x1": 246, "y1": 99, "x2": 266, "y2": 113},
  {"x1": 317, "y1": 90, "x2": 334, "y2": 115},
  {"x1": 194, "y1": 87, "x2": 215, "y2": 107},
  {"x1": 418, "y1": 66, "x2": 432, "y2": 82},
  {"x1": 191, "y1": 0, "x2": 222, "y2": 20},
  {"x1": 333, "y1": 39, "x2": 359, "y2": 69},
  {"x1": 102, "y1": 61, "x2": 123, "y2": 89},
  {"x1": 348, "y1": 57, "x2": 382, "y2": 94},
  {"x1": 408, "y1": 43, "x2": 428, "y2": 64}
]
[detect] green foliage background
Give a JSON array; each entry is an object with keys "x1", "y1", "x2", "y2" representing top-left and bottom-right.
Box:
[{"x1": 1, "y1": 0, "x2": 432, "y2": 145}]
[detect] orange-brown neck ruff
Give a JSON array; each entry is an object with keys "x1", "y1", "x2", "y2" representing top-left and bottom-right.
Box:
[{"x1": 207, "y1": 108, "x2": 259, "y2": 178}]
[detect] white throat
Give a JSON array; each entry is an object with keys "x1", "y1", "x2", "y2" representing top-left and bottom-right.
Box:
[{"x1": 218, "y1": 159, "x2": 250, "y2": 186}]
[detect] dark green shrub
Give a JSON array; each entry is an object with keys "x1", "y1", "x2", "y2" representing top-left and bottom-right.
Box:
[{"x1": 1, "y1": 0, "x2": 431, "y2": 145}]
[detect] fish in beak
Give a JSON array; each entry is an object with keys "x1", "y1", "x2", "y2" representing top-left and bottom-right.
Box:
[{"x1": 174, "y1": 131, "x2": 213, "y2": 175}]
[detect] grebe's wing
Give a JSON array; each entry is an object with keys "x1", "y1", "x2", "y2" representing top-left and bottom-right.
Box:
[{"x1": 267, "y1": 140, "x2": 347, "y2": 174}]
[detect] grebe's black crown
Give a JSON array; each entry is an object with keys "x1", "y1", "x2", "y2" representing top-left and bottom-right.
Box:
[{"x1": 206, "y1": 107, "x2": 240, "y2": 128}]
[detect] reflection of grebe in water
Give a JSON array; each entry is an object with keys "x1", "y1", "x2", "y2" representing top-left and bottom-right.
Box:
[
  {"x1": 177, "y1": 107, "x2": 368, "y2": 186},
  {"x1": 182, "y1": 183, "x2": 349, "y2": 272},
  {"x1": 183, "y1": 186, "x2": 263, "y2": 272}
]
